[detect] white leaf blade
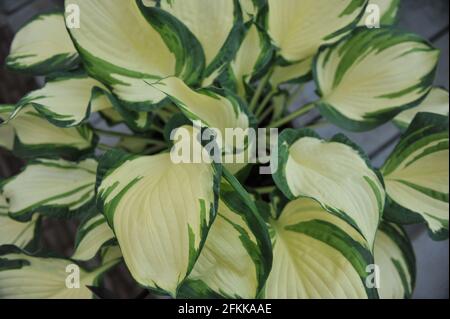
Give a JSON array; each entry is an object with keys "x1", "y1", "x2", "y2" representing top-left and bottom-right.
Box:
[
  {"x1": 0, "y1": 246, "x2": 120, "y2": 299},
  {"x1": 1, "y1": 106, "x2": 95, "y2": 158},
  {"x1": 66, "y1": 0, "x2": 204, "y2": 109},
  {"x1": 1, "y1": 158, "x2": 97, "y2": 221},
  {"x1": 374, "y1": 222, "x2": 416, "y2": 299},
  {"x1": 6, "y1": 13, "x2": 79, "y2": 75},
  {"x1": 273, "y1": 129, "x2": 385, "y2": 248},
  {"x1": 72, "y1": 214, "x2": 115, "y2": 261},
  {"x1": 151, "y1": 77, "x2": 253, "y2": 174},
  {"x1": 394, "y1": 88, "x2": 449, "y2": 129},
  {"x1": 264, "y1": 197, "x2": 376, "y2": 299},
  {"x1": 97, "y1": 149, "x2": 220, "y2": 296},
  {"x1": 267, "y1": 0, "x2": 366, "y2": 63},
  {"x1": 180, "y1": 192, "x2": 272, "y2": 299},
  {"x1": 160, "y1": 0, "x2": 242, "y2": 79},
  {"x1": 19, "y1": 75, "x2": 110, "y2": 128},
  {"x1": 382, "y1": 113, "x2": 449, "y2": 240},
  {"x1": 314, "y1": 28, "x2": 440, "y2": 131},
  {"x1": 0, "y1": 194, "x2": 38, "y2": 248}
]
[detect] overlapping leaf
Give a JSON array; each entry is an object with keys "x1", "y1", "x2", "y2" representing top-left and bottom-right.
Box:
[
  {"x1": 394, "y1": 88, "x2": 449, "y2": 129},
  {"x1": 359, "y1": 0, "x2": 401, "y2": 26},
  {"x1": 0, "y1": 105, "x2": 95, "y2": 158},
  {"x1": 264, "y1": 197, "x2": 377, "y2": 299},
  {"x1": 97, "y1": 145, "x2": 220, "y2": 296},
  {"x1": 1, "y1": 158, "x2": 97, "y2": 221},
  {"x1": 0, "y1": 0, "x2": 443, "y2": 301},
  {"x1": 18, "y1": 74, "x2": 111, "y2": 128},
  {"x1": 66, "y1": 0, "x2": 204, "y2": 110},
  {"x1": 0, "y1": 194, "x2": 38, "y2": 248},
  {"x1": 239, "y1": 0, "x2": 264, "y2": 22},
  {"x1": 382, "y1": 113, "x2": 449, "y2": 240},
  {"x1": 179, "y1": 190, "x2": 272, "y2": 299},
  {"x1": 228, "y1": 23, "x2": 273, "y2": 97},
  {"x1": 0, "y1": 115, "x2": 15, "y2": 151},
  {"x1": 374, "y1": 222, "x2": 416, "y2": 299},
  {"x1": 72, "y1": 214, "x2": 115, "y2": 261},
  {"x1": 273, "y1": 129, "x2": 385, "y2": 247},
  {"x1": 6, "y1": 12, "x2": 79, "y2": 75},
  {"x1": 0, "y1": 245, "x2": 121, "y2": 299},
  {"x1": 151, "y1": 77, "x2": 254, "y2": 174},
  {"x1": 266, "y1": 0, "x2": 367, "y2": 85},
  {"x1": 160, "y1": 0, "x2": 244, "y2": 85},
  {"x1": 314, "y1": 28, "x2": 440, "y2": 131}
]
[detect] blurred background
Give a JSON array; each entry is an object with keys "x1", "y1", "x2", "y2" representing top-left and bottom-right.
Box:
[{"x1": 0, "y1": 0, "x2": 448, "y2": 299}]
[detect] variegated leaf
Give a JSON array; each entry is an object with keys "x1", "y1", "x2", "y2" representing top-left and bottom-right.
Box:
[
  {"x1": 97, "y1": 148, "x2": 220, "y2": 297},
  {"x1": 72, "y1": 214, "x2": 115, "y2": 261},
  {"x1": 66, "y1": 0, "x2": 204, "y2": 110},
  {"x1": 374, "y1": 222, "x2": 416, "y2": 299},
  {"x1": 0, "y1": 245, "x2": 121, "y2": 299},
  {"x1": 239, "y1": 0, "x2": 264, "y2": 22},
  {"x1": 0, "y1": 194, "x2": 38, "y2": 248},
  {"x1": 151, "y1": 77, "x2": 255, "y2": 174},
  {"x1": 270, "y1": 58, "x2": 312, "y2": 88},
  {"x1": 6, "y1": 13, "x2": 79, "y2": 75},
  {"x1": 382, "y1": 113, "x2": 449, "y2": 240},
  {"x1": 0, "y1": 105, "x2": 95, "y2": 158},
  {"x1": 160, "y1": 0, "x2": 244, "y2": 84},
  {"x1": 359, "y1": 0, "x2": 401, "y2": 26},
  {"x1": 265, "y1": 0, "x2": 366, "y2": 85},
  {"x1": 179, "y1": 190, "x2": 272, "y2": 299},
  {"x1": 264, "y1": 197, "x2": 377, "y2": 299},
  {"x1": 0, "y1": 121, "x2": 14, "y2": 151},
  {"x1": 314, "y1": 28, "x2": 440, "y2": 131},
  {"x1": 229, "y1": 22, "x2": 273, "y2": 98},
  {"x1": 394, "y1": 88, "x2": 449, "y2": 130},
  {"x1": 273, "y1": 129, "x2": 385, "y2": 248},
  {"x1": 1, "y1": 158, "x2": 97, "y2": 221},
  {"x1": 18, "y1": 74, "x2": 111, "y2": 128}
]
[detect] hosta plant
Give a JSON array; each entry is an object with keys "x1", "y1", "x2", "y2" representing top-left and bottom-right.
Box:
[{"x1": 0, "y1": 0, "x2": 448, "y2": 299}]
